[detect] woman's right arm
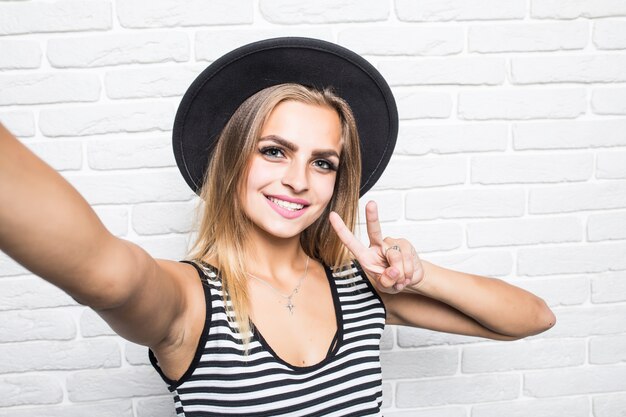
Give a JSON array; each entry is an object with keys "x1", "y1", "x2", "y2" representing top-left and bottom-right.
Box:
[{"x1": 0, "y1": 123, "x2": 193, "y2": 349}]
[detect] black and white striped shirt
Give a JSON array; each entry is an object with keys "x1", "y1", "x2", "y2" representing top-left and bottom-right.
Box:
[{"x1": 149, "y1": 260, "x2": 386, "y2": 416}]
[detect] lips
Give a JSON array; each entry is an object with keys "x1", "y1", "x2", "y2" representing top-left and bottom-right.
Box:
[{"x1": 264, "y1": 194, "x2": 310, "y2": 219}]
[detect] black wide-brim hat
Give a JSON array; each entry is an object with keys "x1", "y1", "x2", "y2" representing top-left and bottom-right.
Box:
[{"x1": 173, "y1": 37, "x2": 398, "y2": 197}]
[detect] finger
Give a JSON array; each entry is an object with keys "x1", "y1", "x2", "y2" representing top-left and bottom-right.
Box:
[
  {"x1": 378, "y1": 266, "x2": 399, "y2": 290},
  {"x1": 329, "y1": 211, "x2": 367, "y2": 258},
  {"x1": 383, "y1": 241, "x2": 405, "y2": 283},
  {"x1": 365, "y1": 201, "x2": 384, "y2": 247},
  {"x1": 397, "y1": 239, "x2": 415, "y2": 282}
]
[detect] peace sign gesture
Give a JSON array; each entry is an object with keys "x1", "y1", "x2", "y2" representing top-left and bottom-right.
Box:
[{"x1": 329, "y1": 201, "x2": 425, "y2": 294}]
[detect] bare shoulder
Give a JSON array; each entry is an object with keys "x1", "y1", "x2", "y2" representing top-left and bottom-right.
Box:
[{"x1": 147, "y1": 259, "x2": 208, "y2": 380}]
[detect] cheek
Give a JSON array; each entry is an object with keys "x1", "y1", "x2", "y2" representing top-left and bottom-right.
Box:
[{"x1": 317, "y1": 174, "x2": 337, "y2": 204}]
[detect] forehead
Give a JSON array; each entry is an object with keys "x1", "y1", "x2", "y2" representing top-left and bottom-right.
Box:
[{"x1": 260, "y1": 100, "x2": 342, "y2": 151}]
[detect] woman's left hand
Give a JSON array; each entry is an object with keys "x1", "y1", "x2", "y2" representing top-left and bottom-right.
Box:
[{"x1": 329, "y1": 200, "x2": 425, "y2": 294}]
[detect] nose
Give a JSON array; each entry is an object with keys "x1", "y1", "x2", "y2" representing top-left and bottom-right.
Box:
[{"x1": 281, "y1": 160, "x2": 309, "y2": 193}]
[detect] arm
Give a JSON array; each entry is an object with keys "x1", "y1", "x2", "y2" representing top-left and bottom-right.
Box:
[
  {"x1": 379, "y1": 260, "x2": 555, "y2": 340},
  {"x1": 330, "y1": 200, "x2": 555, "y2": 341},
  {"x1": 0, "y1": 123, "x2": 191, "y2": 349}
]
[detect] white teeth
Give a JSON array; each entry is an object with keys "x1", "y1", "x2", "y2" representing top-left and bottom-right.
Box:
[{"x1": 268, "y1": 196, "x2": 304, "y2": 211}]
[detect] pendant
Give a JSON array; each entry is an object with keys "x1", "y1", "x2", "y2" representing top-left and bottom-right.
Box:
[{"x1": 286, "y1": 298, "x2": 295, "y2": 315}]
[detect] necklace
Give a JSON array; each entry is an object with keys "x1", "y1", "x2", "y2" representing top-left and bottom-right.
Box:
[{"x1": 248, "y1": 256, "x2": 310, "y2": 315}]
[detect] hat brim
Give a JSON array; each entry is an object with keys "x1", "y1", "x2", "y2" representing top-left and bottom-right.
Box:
[{"x1": 173, "y1": 37, "x2": 398, "y2": 197}]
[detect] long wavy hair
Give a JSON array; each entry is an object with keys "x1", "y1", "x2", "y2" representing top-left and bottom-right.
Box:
[{"x1": 185, "y1": 83, "x2": 361, "y2": 345}]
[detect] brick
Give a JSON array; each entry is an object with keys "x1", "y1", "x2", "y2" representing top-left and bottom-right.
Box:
[
  {"x1": 467, "y1": 217, "x2": 583, "y2": 248},
  {"x1": 125, "y1": 341, "x2": 150, "y2": 366},
  {"x1": 0, "y1": 400, "x2": 133, "y2": 417},
  {"x1": 529, "y1": 181, "x2": 626, "y2": 214},
  {"x1": 396, "y1": 0, "x2": 525, "y2": 21},
  {"x1": 524, "y1": 365, "x2": 626, "y2": 397},
  {"x1": 380, "y1": 57, "x2": 504, "y2": 86},
  {"x1": 81, "y1": 308, "x2": 115, "y2": 337},
  {"x1": 0, "y1": 0, "x2": 111, "y2": 35},
  {"x1": 132, "y1": 201, "x2": 196, "y2": 235},
  {"x1": 396, "y1": 374, "x2": 519, "y2": 407},
  {"x1": 512, "y1": 276, "x2": 589, "y2": 307},
  {"x1": 0, "y1": 339, "x2": 120, "y2": 373},
  {"x1": 356, "y1": 222, "x2": 463, "y2": 253},
  {"x1": 0, "y1": 375, "x2": 62, "y2": 407},
  {"x1": 373, "y1": 155, "x2": 465, "y2": 190},
  {"x1": 512, "y1": 55, "x2": 626, "y2": 84},
  {"x1": 133, "y1": 235, "x2": 191, "y2": 260},
  {"x1": 382, "y1": 348, "x2": 458, "y2": 379},
  {"x1": 398, "y1": 326, "x2": 487, "y2": 348},
  {"x1": 22, "y1": 140, "x2": 83, "y2": 171},
  {"x1": 469, "y1": 21, "x2": 587, "y2": 53},
  {"x1": 592, "y1": 271, "x2": 626, "y2": 303},
  {"x1": 0, "y1": 73, "x2": 100, "y2": 105},
  {"x1": 0, "y1": 277, "x2": 76, "y2": 310},
  {"x1": 472, "y1": 396, "x2": 590, "y2": 417},
  {"x1": 136, "y1": 396, "x2": 176, "y2": 417},
  {"x1": 62, "y1": 171, "x2": 192, "y2": 205},
  {"x1": 592, "y1": 87, "x2": 626, "y2": 115},
  {"x1": 381, "y1": 383, "x2": 392, "y2": 408},
  {"x1": 394, "y1": 89, "x2": 452, "y2": 120},
  {"x1": 0, "y1": 309, "x2": 75, "y2": 342},
  {"x1": 590, "y1": 334, "x2": 626, "y2": 364},
  {"x1": 0, "y1": 39, "x2": 41, "y2": 69},
  {"x1": 518, "y1": 242, "x2": 626, "y2": 276},
  {"x1": 105, "y1": 65, "x2": 202, "y2": 99},
  {"x1": 0, "y1": 251, "x2": 30, "y2": 276},
  {"x1": 195, "y1": 29, "x2": 333, "y2": 62},
  {"x1": 542, "y1": 305, "x2": 626, "y2": 338},
  {"x1": 87, "y1": 136, "x2": 174, "y2": 169},
  {"x1": 339, "y1": 27, "x2": 463, "y2": 56},
  {"x1": 358, "y1": 191, "x2": 403, "y2": 222},
  {"x1": 67, "y1": 366, "x2": 169, "y2": 401},
  {"x1": 462, "y1": 339, "x2": 585, "y2": 373},
  {"x1": 117, "y1": 0, "x2": 252, "y2": 28},
  {"x1": 425, "y1": 250, "x2": 514, "y2": 278},
  {"x1": 406, "y1": 188, "x2": 524, "y2": 220},
  {"x1": 589, "y1": 211, "x2": 626, "y2": 241},
  {"x1": 471, "y1": 153, "x2": 593, "y2": 184},
  {"x1": 467, "y1": 217, "x2": 584, "y2": 248},
  {"x1": 0, "y1": 111, "x2": 35, "y2": 137},
  {"x1": 395, "y1": 123, "x2": 507, "y2": 156},
  {"x1": 459, "y1": 88, "x2": 586, "y2": 120},
  {"x1": 531, "y1": 0, "x2": 626, "y2": 19},
  {"x1": 597, "y1": 150, "x2": 626, "y2": 179},
  {"x1": 260, "y1": 0, "x2": 388, "y2": 24},
  {"x1": 39, "y1": 102, "x2": 174, "y2": 137},
  {"x1": 514, "y1": 119, "x2": 626, "y2": 150},
  {"x1": 47, "y1": 32, "x2": 189, "y2": 68},
  {"x1": 594, "y1": 19, "x2": 626, "y2": 50},
  {"x1": 593, "y1": 392, "x2": 626, "y2": 417},
  {"x1": 380, "y1": 326, "x2": 394, "y2": 351},
  {"x1": 93, "y1": 206, "x2": 129, "y2": 237},
  {"x1": 385, "y1": 408, "x2": 466, "y2": 417}
]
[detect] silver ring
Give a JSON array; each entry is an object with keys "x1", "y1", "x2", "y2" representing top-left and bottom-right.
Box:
[{"x1": 385, "y1": 245, "x2": 401, "y2": 256}]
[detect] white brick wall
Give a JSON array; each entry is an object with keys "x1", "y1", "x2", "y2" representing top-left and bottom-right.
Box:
[{"x1": 0, "y1": 0, "x2": 625, "y2": 415}]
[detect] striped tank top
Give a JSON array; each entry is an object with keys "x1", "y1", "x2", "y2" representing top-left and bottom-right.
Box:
[{"x1": 149, "y1": 259, "x2": 386, "y2": 416}]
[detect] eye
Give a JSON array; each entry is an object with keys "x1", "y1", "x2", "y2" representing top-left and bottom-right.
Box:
[
  {"x1": 260, "y1": 146, "x2": 285, "y2": 159},
  {"x1": 314, "y1": 159, "x2": 337, "y2": 171}
]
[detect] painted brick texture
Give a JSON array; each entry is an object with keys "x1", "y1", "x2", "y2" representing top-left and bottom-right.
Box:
[{"x1": 0, "y1": 0, "x2": 625, "y2": 416}]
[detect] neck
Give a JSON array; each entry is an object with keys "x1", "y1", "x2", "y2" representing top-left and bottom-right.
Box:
[{"x1": 244, "y1": 226, "x2": 310, "y2": 284}]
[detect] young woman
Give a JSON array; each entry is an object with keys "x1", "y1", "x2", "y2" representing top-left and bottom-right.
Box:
[{"x1": 0, "y1": 38, "x2": 555, "y2": 416}]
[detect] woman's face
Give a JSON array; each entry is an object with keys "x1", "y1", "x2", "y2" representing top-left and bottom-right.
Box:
[{"x1": 241, "y1": 100, "x2": 342, "y2": 240}]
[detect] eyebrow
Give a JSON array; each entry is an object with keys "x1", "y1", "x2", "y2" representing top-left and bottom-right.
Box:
[{"x1": 259, "y1": 135, "x2": 340, "y2": 160}]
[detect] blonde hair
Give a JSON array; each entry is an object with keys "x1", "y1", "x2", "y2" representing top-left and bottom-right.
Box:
[{"x1": 185, "y1": 83, "x2": 361, "y2": 345}]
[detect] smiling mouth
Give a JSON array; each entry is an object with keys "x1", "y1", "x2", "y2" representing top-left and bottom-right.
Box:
[{"x1": 266, "y1": 196, "x2": 306, "y2": 211}]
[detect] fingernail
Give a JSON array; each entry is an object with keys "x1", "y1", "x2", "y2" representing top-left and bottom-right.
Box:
[{"x1": 388, "y1": 268, "x2": 398, "y2": 278}]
